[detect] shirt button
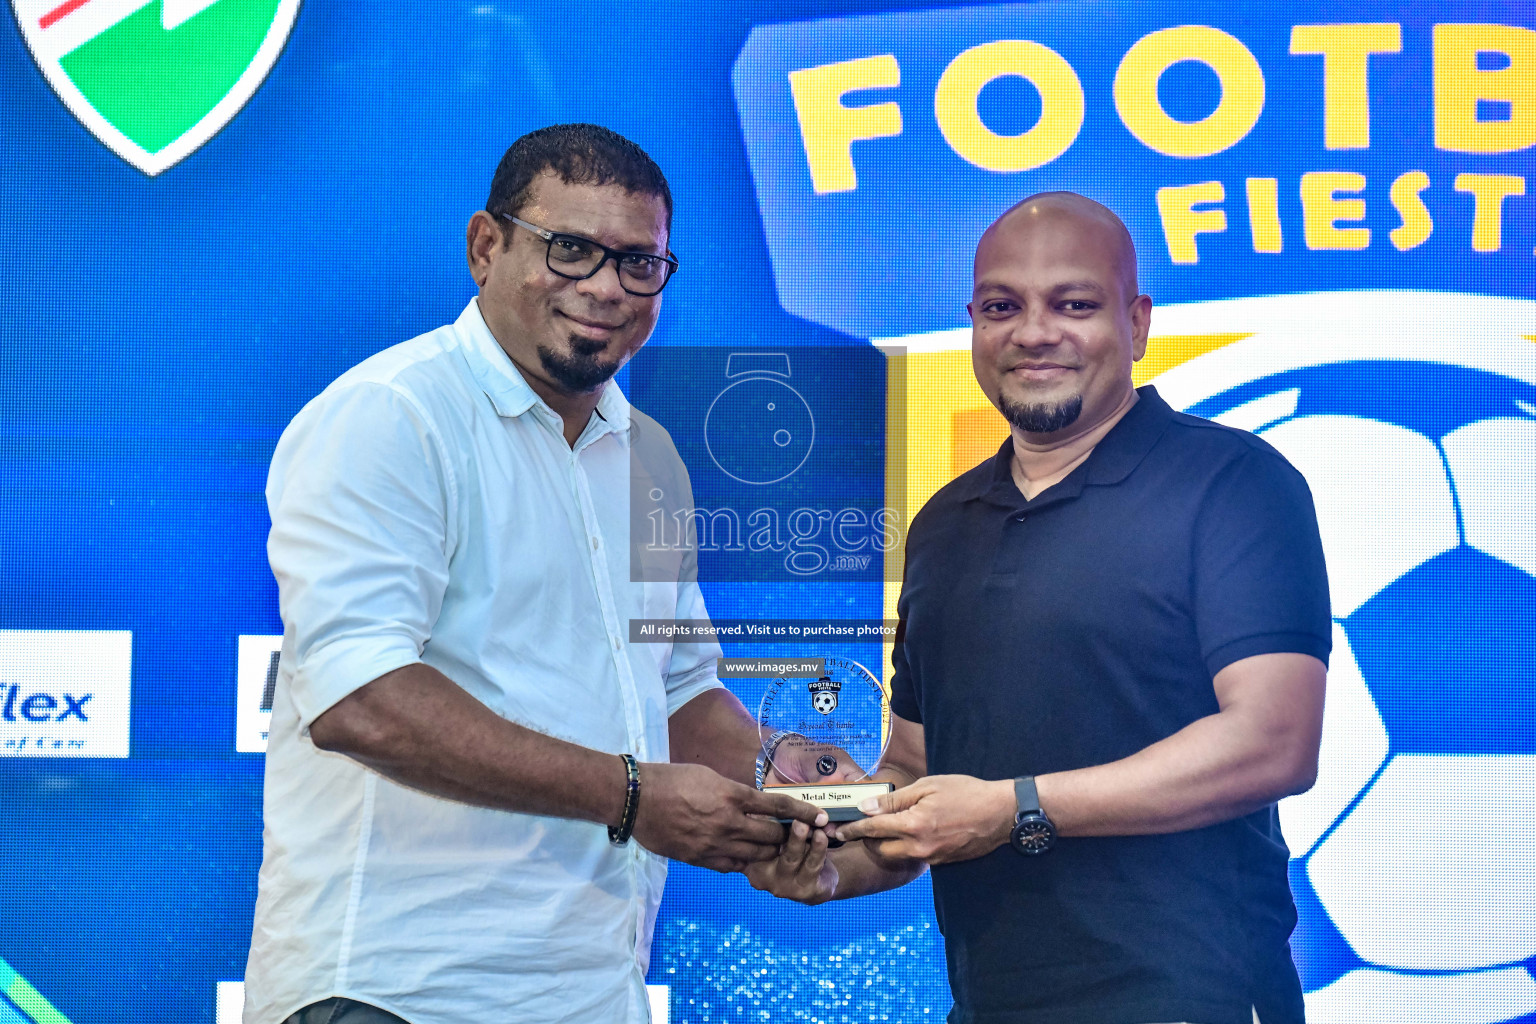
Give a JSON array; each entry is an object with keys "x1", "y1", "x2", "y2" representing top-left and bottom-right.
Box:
[
  {"x1": 592, "y1": 536, "x2": 601, "y2": 549},
  {"x1": 1015, "y1": 513, "x2": 1027, "y2": 522},
  {"x1": 612, "y1": 635, "x2": 622, "y2": 651}
]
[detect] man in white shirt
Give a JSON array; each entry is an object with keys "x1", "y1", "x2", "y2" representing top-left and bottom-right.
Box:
[{"x1": 244, "y1": 124, "x2": 824, "y2": 1024}]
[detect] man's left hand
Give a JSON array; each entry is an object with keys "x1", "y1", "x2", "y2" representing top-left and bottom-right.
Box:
[
  {"x1": 745, "y1": 819, "x2": 839, "y2": 904},
  {"x1": 833, "y1": 774, "x2": 1015, "y2": 864}
]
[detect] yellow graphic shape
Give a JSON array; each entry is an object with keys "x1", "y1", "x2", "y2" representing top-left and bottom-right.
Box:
[
  {"x1": 952, "y1": 407, "x2": 1009, "y2": 476},
  {"x1": 1132, "y1": 333, "x2": 1252, "y2": 385}
]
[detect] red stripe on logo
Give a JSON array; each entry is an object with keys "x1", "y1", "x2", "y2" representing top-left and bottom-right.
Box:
[{"x1": 39, "y1": 0, "x2": 93, "y2": 30}]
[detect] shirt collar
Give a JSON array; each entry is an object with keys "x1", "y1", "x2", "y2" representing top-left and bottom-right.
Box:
[
  {"x1": 453, "y1": 299, "x2": 633, "y2": 436},
  {"x1": 961, "y1": 385, "x2": 1174, "y2": 507}
]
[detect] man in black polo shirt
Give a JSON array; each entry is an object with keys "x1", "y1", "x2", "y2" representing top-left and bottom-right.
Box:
[{"x1": 748, "y1": 193, "x2": 1331, "y2": 1024}]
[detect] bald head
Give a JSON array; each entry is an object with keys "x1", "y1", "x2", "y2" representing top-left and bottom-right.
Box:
[{"x1": 979, "y1": 192, "x2": 1139, "y2": 302}]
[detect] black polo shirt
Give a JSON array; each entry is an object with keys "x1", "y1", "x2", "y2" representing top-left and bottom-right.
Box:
[{"x1": 890, "y1": 386, "x2": 1331, "y2": 1024}]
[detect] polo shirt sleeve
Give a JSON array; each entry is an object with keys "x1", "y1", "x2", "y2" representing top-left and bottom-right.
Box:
[
  {"x1": 889, "y1": 622, "x2": 920, "y2": 723},
  {"x1": 266, "y1": 382, "x2": 455, "y2": 730},
  {"x1": 888, "y1": 576, "x2": 921, "y2": 723},
  {"x1": 1193, "y1": 446, "x2": 1333, "y2": 678}
]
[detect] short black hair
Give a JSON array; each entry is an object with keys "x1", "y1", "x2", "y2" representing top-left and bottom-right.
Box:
[{"x1": 485, "y1": 123, "x2": 672, "y2": 232}]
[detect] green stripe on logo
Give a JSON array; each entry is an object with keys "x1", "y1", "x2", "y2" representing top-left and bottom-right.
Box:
[
  {"x1": 59, "y1": 0, "x2": 282, "y2": 154},
  {"x1": 0, "y1": 956, "x2": 74, "y2": 1024}
]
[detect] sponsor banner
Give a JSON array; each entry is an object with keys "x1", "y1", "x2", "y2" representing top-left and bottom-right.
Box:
[
  {"x1": 0, "y1": 629, "x2": 130, "y2": 758},
  {"x1": 734, "y1": 1, "x2": 1536, "y2": 339},
  {"x1": 235, "y1": 634, "x2": 281, "y2": 754}
]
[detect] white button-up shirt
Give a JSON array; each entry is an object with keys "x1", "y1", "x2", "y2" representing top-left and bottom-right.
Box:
[{"x1": 244, "y1": 300, "x2": 721, "y2": 1024}]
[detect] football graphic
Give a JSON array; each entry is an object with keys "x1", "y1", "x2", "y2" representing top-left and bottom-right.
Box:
[{"x1": 1156, "y1": 308, "x2": 1536, "y2": 1024}]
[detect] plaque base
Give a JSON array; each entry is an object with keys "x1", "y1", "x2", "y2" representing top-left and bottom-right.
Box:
[{"x1": 768, "y1": 781, "x2": 895, "y2": 822}]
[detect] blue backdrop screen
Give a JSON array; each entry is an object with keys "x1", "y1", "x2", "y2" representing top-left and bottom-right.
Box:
[{"x1": 2, "y1": 1, "x2": 1533, "y2": 1022}]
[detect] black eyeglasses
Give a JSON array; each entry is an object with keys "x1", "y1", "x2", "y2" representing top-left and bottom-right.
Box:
[{"x1": 499, "y1": 214, "x2": 679, "y2": 296}]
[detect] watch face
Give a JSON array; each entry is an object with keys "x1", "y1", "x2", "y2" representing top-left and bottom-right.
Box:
[{"x1": 1011, "y1": 816, "x2": 1055, "y2": 855}]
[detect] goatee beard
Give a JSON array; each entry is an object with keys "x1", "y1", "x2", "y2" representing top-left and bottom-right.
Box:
[
  {"x1": 1000, "y1": 394, "x2": 1083, "y2": 434},
  {"x1": 538, "y1": 336, "x2": 619, "y2": 393}
]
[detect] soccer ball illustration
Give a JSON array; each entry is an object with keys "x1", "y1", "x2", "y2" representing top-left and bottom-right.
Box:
[
  {"x1": 812, "y1": 689, "x2": 838, "y2": 715},
  {"x1": 1163, "y1": 316, "x2": 1536, "y2": 1024}
]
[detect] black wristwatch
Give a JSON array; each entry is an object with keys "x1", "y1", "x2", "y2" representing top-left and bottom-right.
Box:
[{"x1": 1010, "y1": 775, "x2": 1056, "y2": 855}]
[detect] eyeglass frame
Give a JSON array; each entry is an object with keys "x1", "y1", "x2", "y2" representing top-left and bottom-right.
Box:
[{"x1": 497, "y1": 213, "x2": 680, "y2": 296}]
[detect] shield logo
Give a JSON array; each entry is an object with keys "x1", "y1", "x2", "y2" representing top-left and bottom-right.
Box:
[
  {"x1": 12, "y1": 0, "x2": 301, "y2": 175},
  {"x1": 808, "y1": 674, "x2": 841, "y2": 715}
]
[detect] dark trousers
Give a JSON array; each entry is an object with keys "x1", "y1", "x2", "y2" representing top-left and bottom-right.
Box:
[{"x1": 282, "y1": 998, "x2": 412, "y2": 1024}]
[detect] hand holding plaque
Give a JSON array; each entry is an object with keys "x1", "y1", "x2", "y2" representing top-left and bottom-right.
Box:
[{"x1": 756, "y1": 656, "x2": 895, "y2": 821}]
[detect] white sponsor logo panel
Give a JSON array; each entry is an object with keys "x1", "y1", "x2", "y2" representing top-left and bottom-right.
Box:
[
  {"x1": 236, "y1": 634, "x2": 282, "y2": 753},
  {"x1": 0, "y1": 629, "x2": 132, "y2": 757}
]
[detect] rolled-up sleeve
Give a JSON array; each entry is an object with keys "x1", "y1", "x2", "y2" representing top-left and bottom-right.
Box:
[
  {"x1": 660, "y1": 579, "x2": 725, "y2": 715},
  {"x1": 627, "y1": 411, "x2": 725, "y2": 716},
  {"x1": 267, "y1": 382, "x2": 456, "y2": 729}
]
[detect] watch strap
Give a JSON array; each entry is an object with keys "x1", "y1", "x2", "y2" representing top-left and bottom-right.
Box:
[{"x1": 1014, "y1": 774, "x2": 1042, "y2": 818}]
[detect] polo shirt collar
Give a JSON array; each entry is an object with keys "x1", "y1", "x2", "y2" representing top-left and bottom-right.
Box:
[
  {"x1": 453, "y1": 299, "x2": 633, "y2": 435},
  {"x1": 964, "y1": 385, "x2": 1174, "y2": 508}
]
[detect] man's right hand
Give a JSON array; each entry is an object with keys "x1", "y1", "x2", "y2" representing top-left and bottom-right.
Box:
[{"x1": 631, "y1": 762, "x2": 827, "y2": 873}]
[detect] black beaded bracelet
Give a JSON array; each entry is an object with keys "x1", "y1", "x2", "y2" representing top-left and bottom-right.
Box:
[{"x1": 608, "y1": 753, "x2": 641, "y2": 846}]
